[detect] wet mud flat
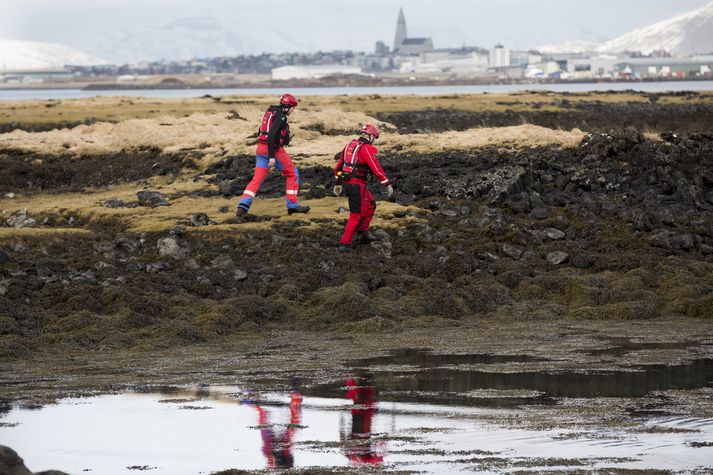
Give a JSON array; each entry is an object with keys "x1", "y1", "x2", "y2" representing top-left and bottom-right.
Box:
[{"x1": 2, "y1": 321, "x2": 713, "y2": 474}]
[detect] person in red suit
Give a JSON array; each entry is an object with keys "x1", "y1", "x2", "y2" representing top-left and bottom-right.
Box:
[
  {"x1": 333, "y1": 123, "x2": 393, "y2": 251},
  {"x1": 237, "y1": 93, "x2": 310, "y2": 218}
]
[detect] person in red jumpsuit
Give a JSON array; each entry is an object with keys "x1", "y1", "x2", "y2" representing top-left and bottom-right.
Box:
[
  {"x1": 236, "y1": 93, "x2": 310, "y2": 218},
  {"x1": 333, "y1": 123, "x2": 393, "y2": 251},
  {"x1": 341, "y1": 375, "x2": 386, "y2": 466}
]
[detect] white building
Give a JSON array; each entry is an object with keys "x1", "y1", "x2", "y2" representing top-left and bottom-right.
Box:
[
  {"x1": 489, "y1": 45, "x2": 510, "y2": 68},
  {"x1": 400, "y1": 53, "x2": 488, "y2": 75},
  {"x1": 271, "y1": 65, "x2": 362, "y2": 80}
]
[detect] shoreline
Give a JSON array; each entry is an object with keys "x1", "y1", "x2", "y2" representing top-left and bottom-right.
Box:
[{"x1": 0, "y1": 76, "x2": 711, "y2": 93}]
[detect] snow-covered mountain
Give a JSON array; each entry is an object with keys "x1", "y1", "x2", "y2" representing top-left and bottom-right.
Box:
[
  {"x1": 0, "y1": 39, "x2": 108, "y2": 71},
  {"x1": 538, "y1": 2, "x2": 713, "y2": 55},
  {"x1": 598, "y1": 1, "x2": 713, "y2": 55}
]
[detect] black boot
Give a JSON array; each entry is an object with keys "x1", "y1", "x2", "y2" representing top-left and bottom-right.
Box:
[
  {"x1": 235, "y1": 207, "x2": 248, "y2": 221},
  {"x1": 287, "y1": 205, "x2": 310, "y2": 215},
  {"x1": 337, "y1": 243, "x2": 355, "y2": 252},
  {"x1": 355, "y1": 231, "x2": 380, "y2": 244}
]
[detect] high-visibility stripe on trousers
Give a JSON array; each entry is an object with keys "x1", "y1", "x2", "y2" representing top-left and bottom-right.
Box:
[
  {"x1": 339, "y1": 179, "x2": 376, "y2": 245},
  {"x1": 238, "y1": 147, "x2": 301, "y2": 211}
]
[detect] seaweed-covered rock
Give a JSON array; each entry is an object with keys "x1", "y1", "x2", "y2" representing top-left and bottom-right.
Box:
[{"x1": 137, "y1": 191, "x2": 169, "y2": 207}]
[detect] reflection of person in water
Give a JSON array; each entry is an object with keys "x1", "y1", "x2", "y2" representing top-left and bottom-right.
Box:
[
  {"x1": 244, "y1": 386, "x2": 303, "y2": 469},
  {"x1": 341, "y1": 374, "x2": 386, "y2": 465}
]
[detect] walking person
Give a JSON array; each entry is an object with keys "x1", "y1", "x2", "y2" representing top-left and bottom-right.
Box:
[
  {"x1": 333, "y1": 124, "x2": 393, "y2": 251},
  {"x1": 236, "y1": 93, "x2": 310, "y2": 218}
]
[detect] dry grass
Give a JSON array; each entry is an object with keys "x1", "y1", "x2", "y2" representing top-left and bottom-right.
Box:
[
  {"x1": 0, "y1": 108, "x2": 582, "y2": 162},
  {"x1": 0, "y1": 176, "x2": 419, "y2": 234}
]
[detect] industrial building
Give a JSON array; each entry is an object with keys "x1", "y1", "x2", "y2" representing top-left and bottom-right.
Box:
[{"x1": 271, "y1": 65, "x2": 362, "y2": 80}]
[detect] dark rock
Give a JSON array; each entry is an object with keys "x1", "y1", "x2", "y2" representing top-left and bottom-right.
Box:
[
  {"x1": 6, "y1": 209, "x2": 36, "y2": 228},
  {"x1": 511, "y1": 201, "x2": 531, "y2": 214},
  {"x1": 146, "y1": 262, "x2": 171, "y2": 273},
  {"x1": 547, "y1": 251, "x2": 569, "y2": 265},
  {"x1": 521, "y1": 251, "x2": 541, "y2": 261},
  {"x1": 137, "y1": 191, "x2": 169, "y2": 207},
  {"x1": 483, "y1": 207, "x2": 503, "y2": 221},
  {"x1": 68, "y1": 270, "x2": 96, "y2": 282},
  {"x1": 184, "y1": 259, "x2": 200, "y2": 270},
  {"x1": 502, "y1": 244, "x2": 524, "y2": 260},
  {"x1": 190, "y1": 213, "x2": 210, "y2": 227},
  {"x1": 530, "y1": 207, "x2": 549, "y2": 220},
  {"x1": 669, "y1": 233, "x2": 696, "y2": 251},
  {"x1": 218, "y1": 180, "x2": 239, "y2": 196},
  {"x1": 211, "y1": 255, "x2": 234, "y2": 269},
  {"x1": 218, "y1": 206, "x2": 230, "y2": 213},
  {"x1": 115, "y1": 237, "x2": 140, "y2": 254},
  {"x1": 169, "y1": 226, "x2": 186, "y2": 237},
  {"x1": 103, "y1": 198, "x2": 125, "y2": 208},
  {"x1": 544, "y1": 228, "x2": 566, "y2": 240},
  {"x1": 0, "y1": 445, "x2": 33, "y2": 475},
  {"x1": 35, "y1": 264, "x2": 54, "y2": 278},
  {"x1": 306, "y1": 187, "x2": 326, "y2": 199},
  {"x1": 394, "y1": 193, "x2": 415, "y2": 206},
  {"x1": 440, "y1": 209, "x2": 459, "y2": 218},
  {"x1": 0, "y1": 249, "x2": 9, "y2": 265}
]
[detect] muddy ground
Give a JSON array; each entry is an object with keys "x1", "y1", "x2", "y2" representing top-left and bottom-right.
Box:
[{"x1": 1, "y1": 93, "x2": 713, "y2": 472}]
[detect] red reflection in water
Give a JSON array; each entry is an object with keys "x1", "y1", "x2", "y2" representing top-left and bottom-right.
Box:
[
  {"x1": 341, "y1": 375, "x2": 386, "y2": 466},
  {"x1": 245, "y1": 388, "x2": 303, "y2": 468}
]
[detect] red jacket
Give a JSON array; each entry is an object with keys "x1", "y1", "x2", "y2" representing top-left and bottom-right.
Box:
[{"x1": 335, "y1": 138, "x2": 390, "y2": 186}]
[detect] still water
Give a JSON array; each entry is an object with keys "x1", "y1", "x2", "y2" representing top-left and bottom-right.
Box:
[
  {"x1": 1, "y1": 80, "x2": 713, "y2": 101},
  {"x1": 2, "y1": 349, "x2": 713, "y2": 473}
]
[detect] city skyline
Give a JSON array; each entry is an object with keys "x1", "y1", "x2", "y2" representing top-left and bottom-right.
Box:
[{"x1": 2, "y1": 0, "x2": 711, "y2": 63}]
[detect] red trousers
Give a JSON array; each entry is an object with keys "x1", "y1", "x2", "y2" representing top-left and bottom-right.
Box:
[
  {"x1": 339, "y1": 179, "x2": 376, "y2": 245},
  {"x1": 238, "y1": 145, "x2": 300, "y2": 211}
]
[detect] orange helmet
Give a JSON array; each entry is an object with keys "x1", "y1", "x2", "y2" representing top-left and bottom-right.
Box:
[
  {"x1": 279, "y1": 93, "x2": 298, "y2": 107},
  {"x1": 360, "y1": 123, "x2": 380, "y2": 138}
]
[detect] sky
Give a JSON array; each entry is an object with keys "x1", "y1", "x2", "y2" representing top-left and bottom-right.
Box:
[{"x1": 2, "y1": 0, "x2": 711, "y2": 62}]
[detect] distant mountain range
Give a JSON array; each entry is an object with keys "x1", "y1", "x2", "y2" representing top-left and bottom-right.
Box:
[
  {"x1": 0, "y1": 39, "x2": 108, "y2": 71},
  {"x1": 539, "y1": 1, "x2": 713, "y2": 55}
]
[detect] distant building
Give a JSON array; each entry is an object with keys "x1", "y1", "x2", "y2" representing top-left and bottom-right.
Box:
[
  {"x1": 489, "y1": 45, "x2": 510, "y2": 68},
  {"x1": 271, "y1": 65, "x2": 362, "y2": 80},
  {"x1": 392, "y1": 7, "x2": 434, "y2": 56},
  {"x1": 375, "y1": 41, "x2": 389, "y2": 56},
  {"x1": 510, "y1": 51, "x2": 542, "y2": 67},
  {"x1": 614, "y1": 57, "x2": 713, "y2": 78}
]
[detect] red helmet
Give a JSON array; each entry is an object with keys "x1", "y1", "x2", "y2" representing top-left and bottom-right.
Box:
[
  {"x1": 279, "y1": 93, "x2": 298, "y2": 107},
  {"x1": 360, "y1": 123, "x2": 380, "y2": 138}
]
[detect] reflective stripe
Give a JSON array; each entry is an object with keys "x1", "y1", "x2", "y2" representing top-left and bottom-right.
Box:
[
  {"x1": 286, "y1": 190, "x2": 298, "y2": 195},
  {"x1": 381, "y1": 179, "x2": 389, "y2": 184},
  {"x1": 243, "y1": 190, "x2": 256, "y2": 197}
]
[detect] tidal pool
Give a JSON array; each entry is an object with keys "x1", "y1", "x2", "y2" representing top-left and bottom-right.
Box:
[{"x1": 2, "y1": 348, "x2": 713, "y2": 474}]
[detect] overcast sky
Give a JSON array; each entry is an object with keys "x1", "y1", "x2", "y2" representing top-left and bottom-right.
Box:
[{"x1": 3, "y1": 0, "x2": 712, "y2": 60}]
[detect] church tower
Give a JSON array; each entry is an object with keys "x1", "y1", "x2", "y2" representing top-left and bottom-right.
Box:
[{"x1": 393, "y1": 7, "x2": 407, "y2": 52}]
